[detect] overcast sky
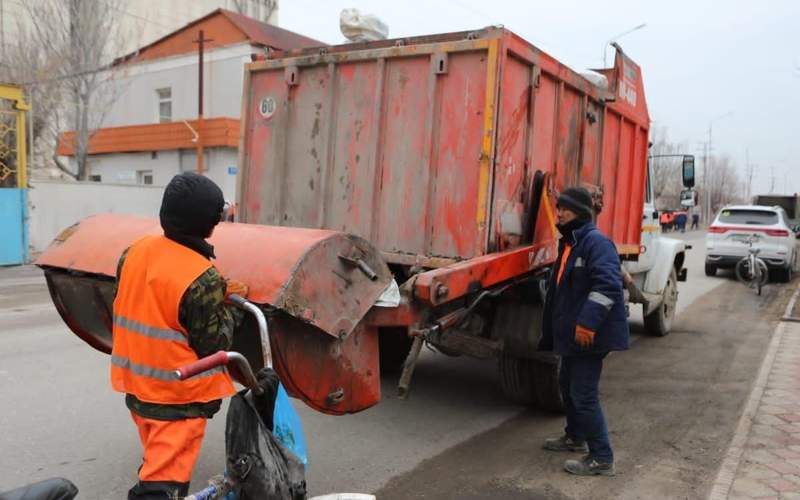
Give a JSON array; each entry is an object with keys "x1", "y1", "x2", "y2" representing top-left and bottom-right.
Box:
[{"x1": 279, "y1": 0, "x2": 799, "y2": 197}]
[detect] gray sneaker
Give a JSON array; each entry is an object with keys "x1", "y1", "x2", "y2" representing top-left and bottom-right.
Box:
[
  {"x1": 564, "y1": 455, "x2": 615, "y2": 476},
  {"x1": 543, "y1": 435, "x2": 589, "y2": 453}
]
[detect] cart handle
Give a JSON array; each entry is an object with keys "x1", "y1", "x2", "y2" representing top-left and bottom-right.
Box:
[
  {"x1": 228, "y1": 294, "x2": 272, "y2": 368},
  {"x1": 175, "y1": 351, "x2": 263, "y2": 395}
]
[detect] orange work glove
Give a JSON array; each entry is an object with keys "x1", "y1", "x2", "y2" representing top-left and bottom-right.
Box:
[
  {"x1": 575, "y1": 325, "x2": 595, "y2": 349},
  {"x1": 225, "y1": 279, "x2": 249, "y2": 299}
]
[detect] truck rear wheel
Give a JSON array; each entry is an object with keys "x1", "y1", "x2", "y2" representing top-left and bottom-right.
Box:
[
  {"x1": 499, "y1": 353, "x2": 563, "y2": 412},
  {"x1": 644, "y1": 268, "x2": 678, "y2": 336}
]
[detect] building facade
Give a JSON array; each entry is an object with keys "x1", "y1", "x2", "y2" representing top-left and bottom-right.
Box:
[{"x1": 56, "y1": 9, "x2": 321, "y2": 200}]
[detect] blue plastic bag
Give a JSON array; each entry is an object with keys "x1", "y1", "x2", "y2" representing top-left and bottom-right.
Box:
[{"x1": 272, "y1": 383, "x2": 308, "y2": 466}]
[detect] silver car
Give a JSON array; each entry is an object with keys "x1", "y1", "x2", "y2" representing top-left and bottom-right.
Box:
[{"x1": 705, "y1": 205, "x2": 798, "y2": 282}]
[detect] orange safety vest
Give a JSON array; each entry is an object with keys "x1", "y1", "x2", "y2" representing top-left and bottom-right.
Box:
[{"x1": 111, "y1": 235, "x2": 235, "y2": 405}]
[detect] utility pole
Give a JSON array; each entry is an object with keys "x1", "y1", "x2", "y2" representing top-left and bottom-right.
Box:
[{"x1": 192, "y1": 30, "x2": 213, "y2": 175}]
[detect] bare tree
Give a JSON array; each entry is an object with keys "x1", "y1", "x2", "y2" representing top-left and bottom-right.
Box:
[
  {"x1": 6, "y1": 0, "x2": 130, "y2": 180},
  {"x1": 706, "y1": 154, "x2": 744, "y2": 212},
  {"x1": 649, "y1": 126, "x2": 688, "y2": 209}
]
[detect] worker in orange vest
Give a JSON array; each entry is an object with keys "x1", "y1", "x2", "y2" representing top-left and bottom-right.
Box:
[{"x1": 112, "y1": 173, "x2": 249, "y2": 499}]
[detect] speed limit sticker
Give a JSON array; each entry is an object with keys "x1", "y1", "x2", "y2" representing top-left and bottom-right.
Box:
[{"x1": 259, "y1": 97, "x2": 276, "y2": 119}]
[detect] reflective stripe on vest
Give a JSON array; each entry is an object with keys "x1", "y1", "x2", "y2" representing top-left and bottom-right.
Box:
[
  {"x1": 110, "y1": 354, "x2": 225, "y2": 381},
  {"x1": 111, "y1": 235, "x2": 235, "y2": 405}
]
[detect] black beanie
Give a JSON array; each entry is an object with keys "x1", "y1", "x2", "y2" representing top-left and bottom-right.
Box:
[
  {"x1": 159, "y1": 173, "x2": 225, "y2": 239},
  {"x1": 557, "y1": 186, "x2": 594, "y2": 221}
]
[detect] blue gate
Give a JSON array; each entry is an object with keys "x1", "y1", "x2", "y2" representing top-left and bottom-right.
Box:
[{"x1": 0, "y1": 188, "x2": 28, "y2": 265}]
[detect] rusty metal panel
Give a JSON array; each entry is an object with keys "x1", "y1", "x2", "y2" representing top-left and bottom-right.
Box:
[
  {"x1": 374, "y1": 56, "x2": 431, "y2": 254},
  {"x1": 554, "y1": 84, "x2": 583, "y2": 188},
  {"x1": 530, "y1": 73, "x2": 557, "y2": 185},
  {"x1": 611, "y1": 119, "x2": 635, "y2": 243},
  {"x1": 596, "y1": 110, "x2": 620, "y2": 236},
  {"x1": 427, "y1": 51, "x2": 488, "y2": 258},
  {"x1": 490, "y1": 55, "x2": 532, "y2": 252},
  {"x1": 580, "y1": 99, "x2": 602, "y2": 186}
]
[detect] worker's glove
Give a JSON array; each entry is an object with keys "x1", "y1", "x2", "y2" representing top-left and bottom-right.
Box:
[
  {"x1": 575, "y1": 325, "x2": 595, "y2": 349},
  {"x1": 225, "y1": 279, "x2": 249, "y2": 299}
]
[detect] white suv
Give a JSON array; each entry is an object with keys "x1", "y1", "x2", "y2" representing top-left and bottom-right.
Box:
[{"x1": 706, "y1": 205, "x2": 798, "y2": 282}]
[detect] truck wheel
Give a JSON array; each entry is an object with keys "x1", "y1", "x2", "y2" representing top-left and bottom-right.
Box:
[
  {"x1": 644, "y1": 267, "x2": 678, "y2": 336},
  {"x1": 705, "y1": 263, "x2": 717, "y2": 276},
  {"x1": 499, "y1": 353, "x2": 563, "y2": 412},
  {"x1": 378, "y1": 327, "x2": 413, "y2": 374}
]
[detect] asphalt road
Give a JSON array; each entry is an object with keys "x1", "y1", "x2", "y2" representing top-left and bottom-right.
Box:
[
  {"x1": 0, "y1": 230, "x2": 770, "y2": 498},
  {"x1": 377, "y1": 232, "x2": 795, "y2": 499}
]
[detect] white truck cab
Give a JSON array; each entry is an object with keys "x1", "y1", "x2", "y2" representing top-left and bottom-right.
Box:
[{"x1": 622, "y1": 156, "x2": 694, "y2": 336}]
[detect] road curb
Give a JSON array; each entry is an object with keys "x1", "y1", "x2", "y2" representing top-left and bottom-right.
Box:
[{"x1": 707, "y1": 285, "x2": 800, "y2": 500}]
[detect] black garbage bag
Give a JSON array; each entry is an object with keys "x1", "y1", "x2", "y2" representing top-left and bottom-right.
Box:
[
  {"x1": 225, "y1": 368, "x2": 306, "y2": 500},
  {"x1": 0, "y1": 478, "x2": 78, "y2": 500}
]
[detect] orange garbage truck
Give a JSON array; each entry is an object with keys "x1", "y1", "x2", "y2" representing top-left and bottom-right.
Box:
[{"x1": 37, "y1": 27, "x2": 688, "y2": 415}]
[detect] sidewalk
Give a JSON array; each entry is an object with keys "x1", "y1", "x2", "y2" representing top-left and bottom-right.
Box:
[{"x1": 710, "y1": 286, "x2": 800, "y2": 499}]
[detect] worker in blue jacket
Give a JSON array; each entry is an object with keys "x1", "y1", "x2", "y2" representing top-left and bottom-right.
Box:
[{"x1": 539, "y1": 186, "x2": 629, "y2": 476}]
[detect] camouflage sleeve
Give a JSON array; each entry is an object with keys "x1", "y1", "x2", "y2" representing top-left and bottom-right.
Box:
[
  {"x1": 113, "y1": 248, "x2": 130, "y2": 298},
  {"x1": 179, "y1": 267, "x2": 244, "y2": 359}
]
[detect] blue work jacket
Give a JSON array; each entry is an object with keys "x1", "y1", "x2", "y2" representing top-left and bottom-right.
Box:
[{"x1": 540, "y1": 222, "x2": 630, "y2": 356}]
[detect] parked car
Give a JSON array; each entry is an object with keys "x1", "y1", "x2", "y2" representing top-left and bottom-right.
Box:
[{"x1": 706, "y1": 205, "x2": 798, "y2": 282}]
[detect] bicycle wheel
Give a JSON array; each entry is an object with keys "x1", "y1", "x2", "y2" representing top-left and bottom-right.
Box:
[{"x1": 735, "y1": 258, "x2": 754, "y2": 285}]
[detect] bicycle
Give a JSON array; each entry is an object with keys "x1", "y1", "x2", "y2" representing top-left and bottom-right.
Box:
[{"x1": 734, "y1": 236, "x2": 769, "y2": 296}]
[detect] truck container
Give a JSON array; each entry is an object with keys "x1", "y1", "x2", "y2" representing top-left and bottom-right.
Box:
[
  {"x1": 754, "y1": 194, "x2": 800, "y2": 223},
  {"x1": 38, "y1": 27, "x2": 686, "y2": 415}
]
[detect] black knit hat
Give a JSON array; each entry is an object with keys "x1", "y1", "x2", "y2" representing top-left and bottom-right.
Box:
[
  {"x1": 160, "y1": 172, "x2": 225, "y2": 239},
  {"x1": 557, "y1": 186, "x2": 593, "y2": 221}
]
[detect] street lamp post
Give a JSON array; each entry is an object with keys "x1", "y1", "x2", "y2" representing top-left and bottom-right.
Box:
[{"x1": 603, "y1": 23, "x2": 647, "y2": 67}]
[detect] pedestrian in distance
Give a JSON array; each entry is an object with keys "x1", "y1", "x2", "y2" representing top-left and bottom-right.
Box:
[
  {"x1": 675, "y1": 211, "x2": 688, "y2": 233},
  {"x1": 659, "y1": 211, "x2": 670, "y2": 233},
  {"x1": 691, "y1": 213, "x2": 700, "y2": 230},
  {"x1": 538, "y1": 186, "x2": 630, "y2": 476},
  {"x1": 111, "y1": 173, "x2": 252, "y2": 499}
]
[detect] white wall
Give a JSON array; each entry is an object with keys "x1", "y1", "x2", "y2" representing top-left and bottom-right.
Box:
[
  {"x1": 66, "y1": 147, "x2": 239, "y2": 198},
  {"x1": 106, "y1": 43, "x2": 253, "y2": 127},
  {"x1": 28, "y1": 180, "x2": 164, "y2": 252}
]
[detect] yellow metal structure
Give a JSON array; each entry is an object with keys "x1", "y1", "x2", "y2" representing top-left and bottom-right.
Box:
[{"x1": 0, "y1": 84, "x2": 30, "y2": 187}]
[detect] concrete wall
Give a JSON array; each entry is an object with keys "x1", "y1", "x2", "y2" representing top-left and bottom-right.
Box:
[
  {"x1": 70, "y1": 147, "x2": 238, "y2": 200},
  {"x1": 28, "y1": 180, "x2": 164, "y2": 253}
]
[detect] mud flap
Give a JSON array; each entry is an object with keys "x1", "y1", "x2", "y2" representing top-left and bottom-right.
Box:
[{"x1": 36, "y1": 214, "x2": 390, "y2": 414}]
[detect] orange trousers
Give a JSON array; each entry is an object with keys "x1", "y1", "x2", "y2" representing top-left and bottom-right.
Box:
[{"x1": 131, "y1": 412, "x2": 207, "y2": 483}]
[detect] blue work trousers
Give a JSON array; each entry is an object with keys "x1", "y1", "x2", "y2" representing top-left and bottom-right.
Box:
[{"x1": 560, "y1": 353, "x2": 613, "y2": 463}]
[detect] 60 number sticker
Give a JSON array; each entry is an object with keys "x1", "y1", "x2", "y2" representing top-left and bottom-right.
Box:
[{"x1": 259, "y1": 97, "x2": 276, "y2": 119}]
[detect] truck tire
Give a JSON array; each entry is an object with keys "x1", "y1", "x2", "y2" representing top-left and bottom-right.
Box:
[
  {"x1": 644, "y1": 267, "x2": 678, "y2": 336},
  {"x1": 704, "y1": 263, "x2": 717, "y2": 276},
  {"x1": 493, "y1": 300, "x2": 563, "y2": 412},
  {"x1": 378, "y1": 327, "x2": 413, "y2": 374},
  {"x1": 499, "y1": 353, "x2": 563, "y2": 412}
]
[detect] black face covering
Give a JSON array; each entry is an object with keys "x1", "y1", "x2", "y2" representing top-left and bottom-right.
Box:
[
  {"x1": 556, "y1": 217, "x2": 589, "y2": 238},
  {"x1": 159, "y1": 173, "x2": 225, "y2": 259}
]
